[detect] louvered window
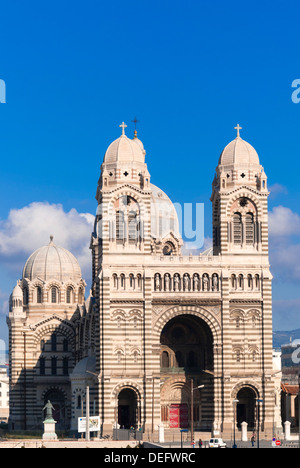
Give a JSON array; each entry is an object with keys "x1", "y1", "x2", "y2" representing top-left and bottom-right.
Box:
[{"x1": 233, "y1": 213, "x2": 242, "y2": 245}]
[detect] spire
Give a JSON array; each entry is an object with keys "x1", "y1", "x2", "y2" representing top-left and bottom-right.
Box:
[
  {"x1": 49, "y1": 235, "x2": 54, "y2": 244},
  {"x1": 235, "y1": 124, "x2": 242, "y2": 138}
]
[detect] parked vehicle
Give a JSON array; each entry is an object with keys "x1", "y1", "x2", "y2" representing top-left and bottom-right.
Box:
[{"x1": 209, "y1": 438, "x2": 227, "y2": 448}]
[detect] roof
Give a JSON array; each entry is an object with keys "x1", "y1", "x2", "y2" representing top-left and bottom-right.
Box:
[{"x1": 281, "y1": 383, "x2": 299, "y2": 395}]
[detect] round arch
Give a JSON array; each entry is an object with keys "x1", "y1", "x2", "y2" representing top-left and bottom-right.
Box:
[{"x1": 153, "y1": 305, "x2": 221, "y2": 344}]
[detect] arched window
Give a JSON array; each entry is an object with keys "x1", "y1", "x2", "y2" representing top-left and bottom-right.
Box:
[
  {"x1": 51, "y1": 357, "x2": 57, "y2": 375},
  {"x1": 77, "y1": 395, "x2": 82, "y2": 410},
  {"x1": 116, "y1": 211, "x2": 125, "y2": 244},
  {"x1": 129, "y1": 274, "x2": 135, "y2": 289},
  {"x1": 233, "y1": 213, "x2": 243, "y2": 245},
  {"x1": 238, "y1": 274, "x2": 244, "y2": 290},
  {"x1": 66, "y1": 287, "x2": 73, "y2": 304},
  {"x1": 161, "y1": 351, "x2": 170, "y2": 368},
  {"x1": 23, "y1": 287, "x2": 29, "y2": 305},
  {"x1": 113, "y1": 274, "x2": 118, "y2": 289},
  {"x1": 248, "y1": 274, "x2": 253, "y2": 289},
  {"x1": 128, "y1": 211, "x2": 138, "y2": 244},
  {"x1": 78, "y1": 288, "x2": 84, "y2": 304},
  {"x1": 40, "y1": 357, "x2": 45, "y2": 376},
  {"x1": 245, "y1": 213, "x2": 255, "y2": 245},
  {"x1": 120, "y1": 274, "x2": 125, "y2": 289},
  {"x1": 231, "y1": 274, "x2": 237, "y2": 289},
  {"x1": 51, "y1": 287, "x2": 58, "y2": 304},
  {"x1": 63, "y1": 357, "x2": 69, "y2": 376},
  {"x1": 37, "y1": 286, "x2": 42, "y2": 304}
]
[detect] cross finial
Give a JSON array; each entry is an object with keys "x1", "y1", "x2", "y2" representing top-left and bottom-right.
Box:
[
  {"x1": 132, "y1": 117, "x2": 140, "y2": 138},
  {"x1": 119, "y1": 121, "x2": 127, "y2": 136},
  {"x1": 235, "y1": 124, "x2": 242, "y2": 138}
]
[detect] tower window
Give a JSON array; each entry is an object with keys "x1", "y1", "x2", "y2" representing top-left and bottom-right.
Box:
[
  {"x1": 245, "y1": 213, "x2": 255, "y2": 245},
  {"x1": 233, "y1": 213, "x2": 243, "y2": 245}
]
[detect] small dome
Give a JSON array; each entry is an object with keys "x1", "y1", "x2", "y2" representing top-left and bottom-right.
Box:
[
  {"x1": 219, "y1": 136, "x2": 260, "y2": 167},
  {"x1": 23, "y1": 237, "x2": 82, "y2": 283},
  {"x1": 12, "y1": 283, "x2": 23, "y2": 300},
  {"x1": 104, "y1": 134, "x2": 145, "y2": 164},
  {"x1": 132, "y1": 131, "x2": 146, "y2": 154},
  {"x1": 71, "y1": 356, "x2": 96, "y2": 378}
]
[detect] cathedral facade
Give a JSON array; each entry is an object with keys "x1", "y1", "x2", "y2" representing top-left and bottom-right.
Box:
[{"x1": 7, "y1": 124, "x2": 279, "y2": 436}]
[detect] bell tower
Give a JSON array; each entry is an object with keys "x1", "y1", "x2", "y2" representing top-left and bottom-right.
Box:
[{"x1": 211, "y1": 125, "x2": 269, "y2": 257}]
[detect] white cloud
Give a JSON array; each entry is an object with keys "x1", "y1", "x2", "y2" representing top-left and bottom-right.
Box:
[
  {"x1": 268, "y1": 184, "x2": 288, "y2": 199},
  {"x1": 0, "y1": 202, "x2": 94, "y2": 283},
  {"x1": 269, "y1": 206, "x2": 300, "y2": 237}
]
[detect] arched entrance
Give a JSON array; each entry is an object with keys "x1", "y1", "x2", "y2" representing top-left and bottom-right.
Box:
[
  {"x1": 236, "y1": 387, "x2": 257, "y2": 430},
  {"x1": 118, "y1": 388, "x2": 138, "y2": 429},
  {"x1": 160, "y1": 314, "x2": 214, "y2": 430}
]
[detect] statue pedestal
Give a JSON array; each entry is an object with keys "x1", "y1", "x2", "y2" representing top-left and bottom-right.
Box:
[{"x1": 43, "y1": 418, "x2": 58, "y2": 441}]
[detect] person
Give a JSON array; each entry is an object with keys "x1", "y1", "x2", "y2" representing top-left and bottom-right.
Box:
[
  {"x1": 191, "y1": 439, "x2": 195, "y2": 449},
  {"x1": 251, "y1": 433, "x2": 255, "y2": 447},
  {"x1": 198, "y1": 438, "x2": 203, "y2": 448}
]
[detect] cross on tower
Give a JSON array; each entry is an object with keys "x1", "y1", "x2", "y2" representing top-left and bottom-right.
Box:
[
  {"x1": 235, "y1": 124, "x2": 242, "y2": 138},
  {"x1": 119, "y1": 122, "x2": 127, "y2": 135},
  {"x1": 132, "y1": 117, "x2": 139, "y2": 131}
]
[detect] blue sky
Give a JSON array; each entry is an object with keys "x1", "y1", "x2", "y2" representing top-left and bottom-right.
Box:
[{"x1": 0, "y1": 0, "x2": 300, "y2": 344}]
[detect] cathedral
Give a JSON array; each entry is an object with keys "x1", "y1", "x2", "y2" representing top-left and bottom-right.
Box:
[{"x1": 7, "y1": 123, "x2": 280, "y2": 436}]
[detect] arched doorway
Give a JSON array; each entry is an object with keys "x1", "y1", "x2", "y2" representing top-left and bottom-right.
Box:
[
  {"x1": 118, "y1": 388, "x2": 138, "y2": 429},
  {"x1": 236, "y1": 387, "x2": 257, "y2": 430},
  {"x1": 160, "y1": 314, "x2": 214, "y2": 430}
]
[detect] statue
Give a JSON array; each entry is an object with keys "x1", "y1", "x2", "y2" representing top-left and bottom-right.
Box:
[
  {"x1": 42, "y1": 400, "x2": 58, "y2": 440},
  {"x1": 183, "y1": 274, "x2": 189, "y2": 291},
  {"x1": 155, "y1": 274, "x2": 161, "y2": 291},
  {"x1": 202, "y1": 274, "x2": 209, "y2": 291},
  {"x1": 43, "y1": 400, "x2": 55, "y2": 421}
]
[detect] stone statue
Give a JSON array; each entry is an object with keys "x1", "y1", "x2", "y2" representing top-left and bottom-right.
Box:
[
  {"x1": 202, "y1": 274, "x2": 209, "y2": 291},
  {"x1": 183, "y1": 274, "x2": 189, "y2": 291},
  {"x1": 155, "y1": 274, "x2": 161, "y2": 291},
  {"x1": 165, "y1": 274, "x2": 171, "y2": 291},
  {"x1": 193, "y1": 275, "x2": 199, "y2": 291},
  {"x1": 43, "y1": 400, "x2": 55, "y2": 421},
  {"x1": 212, "y1": 274, "x2": 219, "y2": 291}
]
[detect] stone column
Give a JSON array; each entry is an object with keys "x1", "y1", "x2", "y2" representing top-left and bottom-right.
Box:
[
  {"x1": 241, "y1": 421, "x2": 248, "y2": 442},
  {"x1": 284, "y1": 421, "x2": 291, "y2": 441}
]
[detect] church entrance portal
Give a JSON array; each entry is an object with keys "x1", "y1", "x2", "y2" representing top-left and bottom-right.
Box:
[
  {"x1": 160, "y1": 314, "x2": 214, "y2": 429},
  {"x1": 118, "y1": 388, "x2": 138, "y2": 429},
  {"x1": 236, "y1": 387, "x2": 257, "y2": 430}
]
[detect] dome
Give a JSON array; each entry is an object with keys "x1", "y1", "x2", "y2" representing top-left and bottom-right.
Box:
[
  {"x1": 219, "y1": 136, "x2": 260, "y2": 167},
  {"x1": 104, "y1": 133, "x2": 145, "y2": 165},
  {"x1": 132, "y1": 131, "x2": 146, "y2": 154},
  {"x1": 12, "y1": 283, "x2": 23, "y2": 300},
  {"x1": 71, "y1": 356, "x2": 96, "y2": 378},
  {"x1": 23, "y1": 237, "x2": 82, "y2": 283},
  {"x1": 150, "y1": 183, "x2": 181, "y2": 239}
]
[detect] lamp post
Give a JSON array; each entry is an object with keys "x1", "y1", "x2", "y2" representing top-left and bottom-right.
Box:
[
  {"x1": 232, "y1": 399, "x2": 239, "y2": 449},
  {"x1": 256, "y1": 399, "x2": 264, "y2": 449},
  {"x1": 191, "y1": 379, "x2": 204, "y2": 445}
]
